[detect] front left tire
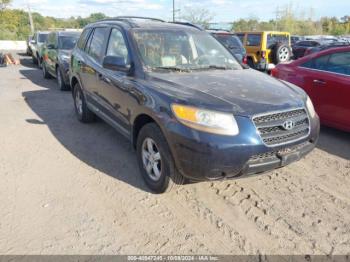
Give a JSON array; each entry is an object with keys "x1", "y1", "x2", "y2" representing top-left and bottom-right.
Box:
[
  {"x1": 73, "y1": 83, "x2": 95, "y2": 123},
  {"x1": 136, "y1": 123, "x2": 184, "y2": 193},
  {"x1": 57, "y1": 66, "x2": 69, "y2": 91}
]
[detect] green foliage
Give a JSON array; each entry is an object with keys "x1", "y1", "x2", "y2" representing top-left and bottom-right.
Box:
[
  {"x1": 232, "y1": 6, "x2": 349, "y2": 36},
  {"x1": 0, "y1": 6, "x2": 349, "y2": 41},
  {"x1": 0, "y1": 9, "x2": 107, "y2": 40}
]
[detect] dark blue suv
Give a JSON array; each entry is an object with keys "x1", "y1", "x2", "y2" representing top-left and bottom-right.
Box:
[{"x1": 70, "y1": 17, "x2": 320, "y2": 193}]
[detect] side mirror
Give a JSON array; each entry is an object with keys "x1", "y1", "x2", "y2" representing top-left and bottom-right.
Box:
[
  {"x1": 30, "y1": 40, "x2": 36, "y2": 44},
  {"x1": 103, "y1": 56, "x2": 130, "y2": 72}
]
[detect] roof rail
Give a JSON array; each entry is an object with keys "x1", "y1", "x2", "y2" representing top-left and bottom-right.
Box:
[
  {"x1": 98, "y1": 16, "x2": 165, "y2": 25},
  {"x1": 116, "y1": 16, "x2": 165, "y2": 22},
  {"x1": 171, "y1": 21, "x2": 203, "y2": 30}
]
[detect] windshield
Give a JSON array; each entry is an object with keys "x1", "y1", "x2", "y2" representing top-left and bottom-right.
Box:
[
  {"x1": 132, "y1": 29, "x2": 242, "y2": 71},
  {"x1": 58, "y1": 35, "x2": 79, "y2": 50},
  {"x1": 38, "y1": 34, "x2": 48, "y2": 43}
]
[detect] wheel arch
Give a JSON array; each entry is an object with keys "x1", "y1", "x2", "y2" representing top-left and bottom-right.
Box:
[{"x1": 132, "y1": 114, "x2": 158, "y2": 149}]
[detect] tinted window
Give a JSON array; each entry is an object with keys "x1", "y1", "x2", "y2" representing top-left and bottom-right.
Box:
[
  {"x1": 236, "y1": 34, "x2": 244, "y2": 44},
  {"x1": 246, "y1": 34, "x2": 261, "y2": 46},
  {"x1": 302, "y1": 55, "x2": 330, "y2": 70},
  {"x1": 326, "y1": 52, "x2": 350, "y2": 75},
  {"x1": 214, "y1": 34, "x2": 243, "y2": 49},
  {"x1": 106, "y1": 29, "x2": 129, "y2": 63},
  {"x1": 77, "y1": 28, "x2": 91, "y2": 50},
  {"x1": 298, "y1": 41, "x2": 310, "y2": 47},
  {"x1": 59, "y1": 35, "x2": 79, "y2": 50},
  {"x1": 87, "y1": 27, "x2": 109, "y2": 62},
  {"x1": 38, "y1": 34, "x2": 48, "y2": 43}
]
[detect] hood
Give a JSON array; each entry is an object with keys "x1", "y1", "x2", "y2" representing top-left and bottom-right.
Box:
[{"x1": 147, "y1": 69, "x2": 306, "y2": 117}]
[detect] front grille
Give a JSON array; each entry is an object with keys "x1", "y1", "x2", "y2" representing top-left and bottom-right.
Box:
[{"x1": 253, "y1": 108, "x2": 310, "y2": 146}]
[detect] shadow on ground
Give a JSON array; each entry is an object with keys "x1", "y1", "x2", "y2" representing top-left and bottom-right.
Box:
[
  {"x1": 20, "y1": 61, "x2": 150, "y2": 193},
  {"x1": 317, "y1": 126, "x2": 350, "y2": 160},
  {"x1": 20, "y1": 55, "x2": 39, "y2": 69}
]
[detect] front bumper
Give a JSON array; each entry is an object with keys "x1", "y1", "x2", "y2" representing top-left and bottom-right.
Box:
[{"x1": 164, "y1": 115, "x2": 320, "y2": 181}]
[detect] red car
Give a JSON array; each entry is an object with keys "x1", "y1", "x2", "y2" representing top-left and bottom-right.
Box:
[{"x1": 271, "y1": 46, "x2": 350, "y2": 132}]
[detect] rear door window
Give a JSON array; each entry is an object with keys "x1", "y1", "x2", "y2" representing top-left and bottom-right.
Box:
[
  {"x1": 87, "y1": 27, "x2": 109, "y2": 63},
  {"x1": 246, "y1": 34, "x2": 261, "y2": 46}
]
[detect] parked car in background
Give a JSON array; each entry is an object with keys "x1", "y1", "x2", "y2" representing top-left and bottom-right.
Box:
[
  {"x1": 31, "y1": 31, "x2": 50, "y2": 67},
  {"x1": 70, "y1": 17, "x2": 319, "y2": 193},
  {"x1": 291, "y1": 35, "x2": 305, "y2": 45},
  {"x1": 271, "y1": 46, "x2": 350, "y2": 132},
  {"x1": 26, "y1": 35, "x2": 34, "y2": 56},
  {"x1": 236, "y1": 31, "x2": 292, "y2": 71},
  {"x1": 292, "y1": 40, "x2": 323, "y2": 59},
  {"x1": 42, "y1": 31, "x2": 81, "y2": 90},
  {"x1": 303, "y1": 41, "x2": 350, "y2": 56},
  {"x1": 208, "y1": 30, "x2": 247, "y2": 63}
]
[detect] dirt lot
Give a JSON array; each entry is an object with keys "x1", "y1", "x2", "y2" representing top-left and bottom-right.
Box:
[{"x1": 0, "y1": 53, "x2": 349, "y2": 255}]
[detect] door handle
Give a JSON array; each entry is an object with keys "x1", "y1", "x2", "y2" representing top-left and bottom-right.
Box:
[{"x1": 313, "y1": 79, "x2": 326, "y2": 85}]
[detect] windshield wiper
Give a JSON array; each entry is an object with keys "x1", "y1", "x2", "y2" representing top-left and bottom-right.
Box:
[
  {"x1": 191, "y1": 65, "x2": 229, "y2": 71},
  {"x1": 153, "y1": 66, "x2": 190, "y2": 72}
]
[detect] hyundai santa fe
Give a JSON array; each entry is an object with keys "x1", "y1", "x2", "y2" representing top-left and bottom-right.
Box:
[{"x1": 70, "y1": 17, "x2": 320, "y2": 193}]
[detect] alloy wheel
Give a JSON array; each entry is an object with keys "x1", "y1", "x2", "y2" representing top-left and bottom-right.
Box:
[
  {"x1": 278, "y1": 47, "x2": 290, "y2": 62},
  {"x1": 142, "y1": 138, "x2": 162, "y2": 181},
  {"x1": 75, "y1": 89, "x2": 83, "y2": 116}
]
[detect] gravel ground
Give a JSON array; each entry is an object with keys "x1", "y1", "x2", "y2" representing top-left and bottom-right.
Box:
[{"x1": 0, "y1": 54, "x2": 349, "y2": 255}]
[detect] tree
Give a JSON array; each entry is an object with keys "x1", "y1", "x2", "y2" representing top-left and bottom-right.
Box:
[
  {"x1": 181, "y1": 7, "x2": 213, "y2": 28},
  {"x1": 0, "y1": 0, "x2": 11, "y2": 10}
]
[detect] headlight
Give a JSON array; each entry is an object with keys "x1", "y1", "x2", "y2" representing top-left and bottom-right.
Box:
[
  {"x1": 306, "y1": 96, "x2": 316, "y2": 118},
  {"x1": 171, "y1": 104, "x2": 239, "y2": 136}
]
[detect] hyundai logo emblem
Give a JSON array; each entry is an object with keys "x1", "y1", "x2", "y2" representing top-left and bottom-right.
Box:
[{"x1": 283, "y1": 120, "x2": 295, "y2": 130}]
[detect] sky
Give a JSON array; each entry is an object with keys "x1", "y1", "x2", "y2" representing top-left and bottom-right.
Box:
[{"x1": 10, "y1": 0, "x2": 350, "y2": 22}]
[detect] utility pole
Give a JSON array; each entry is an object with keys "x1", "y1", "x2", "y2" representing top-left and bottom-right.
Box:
[
  {"x1": 274, "y1": 6, "x2": 280, "y2": 31},
  {"x1": 27, "y1": 1, "x2": 35, "y2": 34},
  {"x1": 173, "y1": 0, "x2": 175, "y2": 22}
]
